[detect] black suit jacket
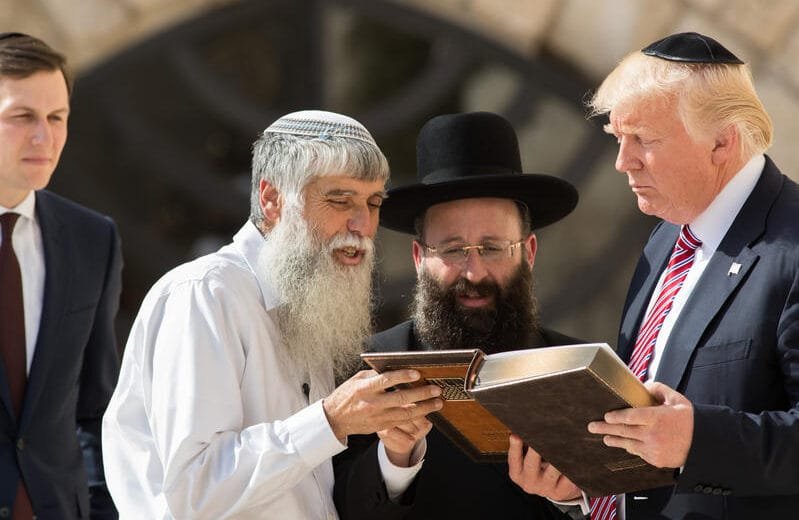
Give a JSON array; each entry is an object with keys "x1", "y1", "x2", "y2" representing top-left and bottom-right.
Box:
[
  {"x1": 0, "y1": 190, "x2": 121, "y2": 519},
  {"x1": 616, "y1": 157, "x2": 799, "y2": 519},
  {"x1": 334, "y1": 320, "x2": 581, "y2": 520}
]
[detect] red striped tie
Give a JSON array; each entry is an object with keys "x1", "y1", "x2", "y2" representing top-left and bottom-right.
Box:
[{"x1": 589, "y1": 225, "x2": 701, "y2": 520}]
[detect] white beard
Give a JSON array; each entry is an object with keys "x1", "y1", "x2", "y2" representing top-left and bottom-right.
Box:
[{"x1": 257, "y1": 205, "x2": 374, "y2": 381}]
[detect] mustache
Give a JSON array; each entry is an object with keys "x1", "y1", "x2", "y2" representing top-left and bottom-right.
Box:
[
  {"x1": 449, "y1": 277, "x2": 500, "y2": 300},
  {"x1": 324, "y1": 232, "x2": 375, "y2": 254}
]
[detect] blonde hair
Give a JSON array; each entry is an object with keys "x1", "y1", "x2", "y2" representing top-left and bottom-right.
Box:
[{"x1": 588, "y1": 52, "x2": 772, "y2": 160}]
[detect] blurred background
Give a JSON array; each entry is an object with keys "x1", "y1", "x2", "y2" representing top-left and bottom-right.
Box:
[{"x1": 4, "y1": 0, "x2": 799, "y2": 350}]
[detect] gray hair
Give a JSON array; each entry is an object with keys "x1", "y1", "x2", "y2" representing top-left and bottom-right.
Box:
[{"x1": 249, "y1": 132, "x2": 390, "y2": 229}]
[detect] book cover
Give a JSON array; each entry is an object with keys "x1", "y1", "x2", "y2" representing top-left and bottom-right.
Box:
[
  {"x1": 362, "y1": 343, "x2": 675, "y2": 495},
  {"x1": 361, "y1": 349, "x2": 510, "y2": 462}
]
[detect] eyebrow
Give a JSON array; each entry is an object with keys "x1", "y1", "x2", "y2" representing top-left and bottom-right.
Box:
[
  {"x1": 9, "y1": 105, "x2": 70, "y2": 116},
  {"x1": 324, "y1": 188, "x2": 387, "y2": 198},
  {"x1": 436, "y1": 234, "x2": 505, "y2": 245},
  {"x1": 604, "y1": 122, "x2": 653, "y2": 137}
]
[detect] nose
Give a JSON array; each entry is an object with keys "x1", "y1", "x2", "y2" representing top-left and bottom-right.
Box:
[
  {"x1": 461, "y1": 249, "x2": 489, "y2": 283},
  {"x1": 347, "y1": 205, "x2": 377, "y2": 238},
  {"x1": 614, "y1": 136, "x2": 641, "y2": 174},
  {"x1": 30, "y1": 119, "x2": 53, "y2": 147}
]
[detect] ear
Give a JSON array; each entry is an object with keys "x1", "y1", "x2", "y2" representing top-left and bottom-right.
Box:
[
  {"x1": 259, "y1": 179, "x2": 282, "y2": 228},
  {"x1": 524, "y1": 233, "x2": 537, "y2": 270},
  {"x1": 710, "y1": 124, "x2": 738, "y2": 166},
  {"x1": 412, "y1": 240, "x2": 424, "y2": 275}
]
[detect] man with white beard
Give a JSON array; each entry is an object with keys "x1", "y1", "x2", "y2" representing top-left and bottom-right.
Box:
[{"x1": 102, "y1": 111, "x2": 443, "y2": 519}]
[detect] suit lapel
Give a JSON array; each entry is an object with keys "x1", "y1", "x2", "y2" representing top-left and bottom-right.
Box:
[
  {"x1": 617, "y1": 224, "x2": 677, "y2": 362},
  {"x1": 654, "y1": 159, "x2": 782, "y2": 388},
  {"x1": 654, "y1": 248, "x2": 758, "y2": 388},
  {"x1": 20, "y1": 192, "x2": 72, "y2": 431}
]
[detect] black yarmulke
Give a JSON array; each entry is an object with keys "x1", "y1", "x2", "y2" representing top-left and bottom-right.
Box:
[{"x1": 642, "y1": 32, "x2": 744, "y2": 64}]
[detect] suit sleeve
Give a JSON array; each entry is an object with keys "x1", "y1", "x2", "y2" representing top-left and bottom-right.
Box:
[
  {"x1": 334, "y1": 434, "x2": 416, "y2": 520},
  {"x1": 677, "y1": 268, "x2": 799, "y2": 496},
  {"x1": 77, "y1": 218, "x2": 122, "y2": 519}
]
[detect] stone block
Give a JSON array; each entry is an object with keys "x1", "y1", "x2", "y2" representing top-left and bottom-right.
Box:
[
  {"x1": 722, "y1": 0, "x2": 799, "y2": 51},
  {"x1": 771, "y1": 24, "x2": 799, "y2": 89},
  {"x1": 396, "y1": 0, "x2": 558, "y2": 56},
  {"x1": 757, "y1": 75, "x2": 799, "y2": 183},
  {"x1": 547, "y1": 0, "x2": 680, "y2": 80},
  {"x1": 37, "y1": 0, "x2": 130, "y2": 43}
]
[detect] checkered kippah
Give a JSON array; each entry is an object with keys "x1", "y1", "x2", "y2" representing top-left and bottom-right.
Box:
[{"x1": 264, "y1": 110, "x2": 377, "y2": 146}]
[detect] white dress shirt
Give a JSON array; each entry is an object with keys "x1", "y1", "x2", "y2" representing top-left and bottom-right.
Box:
[
  {"x1": 103, "y1": 221, "x2": 349, "y2": 519},
  {"x1": 1, "y1": 191, "x2": 45, "y2": 374}
]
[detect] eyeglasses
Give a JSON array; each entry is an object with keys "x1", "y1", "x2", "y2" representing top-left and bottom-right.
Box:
[{"x1": 419, "y1": 239, "x2": 525, "y2": 266}]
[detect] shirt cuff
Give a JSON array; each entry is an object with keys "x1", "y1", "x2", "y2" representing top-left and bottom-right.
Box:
[
  {"x1": 550, "y1": 491, "x2": 590, "y2": 516},
  {"x1": 377, "y1": 438, "x2": 426, "y2": 501},
  {"x1": 283, "y1": 399, "x2": 347, "y2": 469}
]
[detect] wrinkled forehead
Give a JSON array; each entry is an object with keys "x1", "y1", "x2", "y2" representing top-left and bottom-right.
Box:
[
  {"x1": 302, "y1": 173, "x2": 386, "y2": 196},
  {"x1": 607, "y1": 94, "x2": 682, "y2": 132}
]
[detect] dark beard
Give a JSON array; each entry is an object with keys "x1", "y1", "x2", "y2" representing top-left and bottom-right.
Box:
[{"x1": 412, "y1": 264, "x2": 540, "y2": 354}]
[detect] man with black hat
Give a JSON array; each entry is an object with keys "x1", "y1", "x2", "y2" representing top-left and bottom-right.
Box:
[
  {"x1": 333, "y1": 111, "x2": 582, "y2": 519},
  {"x1": 509, "y1": 32, "x2": 799, "y2": 519}
]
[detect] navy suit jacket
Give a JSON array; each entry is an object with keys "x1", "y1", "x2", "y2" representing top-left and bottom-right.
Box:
[
  {"x1": 617, "y1": 157, "x2": 799, "y2": 519},
  {"x1": 334, "y1": 320, "x2": 579, "y2": 520},
  {"x1": 0, "y1": 190, "x2": 121, "y2": 519}
]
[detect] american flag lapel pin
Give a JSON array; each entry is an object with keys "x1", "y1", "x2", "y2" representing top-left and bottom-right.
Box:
[{"x1": 728, "y1": 262, "x2": 741, "y2": 276}]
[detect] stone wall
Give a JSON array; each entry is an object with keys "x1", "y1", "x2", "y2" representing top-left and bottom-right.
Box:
[
  {"x1": 4, "y1": 0, "x2": 798, "y2": 344},
  {"x1": 6, "y1": 0, "x2": 796, "y2": 174}
]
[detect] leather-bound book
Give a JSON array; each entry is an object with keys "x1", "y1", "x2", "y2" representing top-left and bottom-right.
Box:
[{"x1": 361, "y1": 343, "x2": 675, "y2": 496}]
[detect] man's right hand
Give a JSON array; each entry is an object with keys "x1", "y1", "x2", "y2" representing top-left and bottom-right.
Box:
[
  {"x1": 507, "y1": 434, "x2": 582, "y2": 501},
  {"x1": 323, "y1": 369, "x2": 443, "y2": 444},
  {"x1": 378, "y1": 417, "x2": 434, "y2": 467}
]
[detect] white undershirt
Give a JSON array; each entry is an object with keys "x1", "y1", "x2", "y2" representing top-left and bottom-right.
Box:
[{"x1": 1, "y1": 191, "x2": 45, "y2": 374}]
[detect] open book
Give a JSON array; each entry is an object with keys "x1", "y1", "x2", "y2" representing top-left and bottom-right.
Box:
[{"x1": 361, "y1": 343, "x2": 675, "y2": 496}]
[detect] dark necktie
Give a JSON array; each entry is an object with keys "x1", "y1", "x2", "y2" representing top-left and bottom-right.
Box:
[
  {"x1": 589, "y1": 226, "x2": 701, "y2": 520},
  {"x1": 0, "y1": 212, "x2": 34, "y2": 519}
]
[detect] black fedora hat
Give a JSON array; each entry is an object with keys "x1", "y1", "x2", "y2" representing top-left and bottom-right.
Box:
[{"x1": 380, "y1": 112, "x2": 578, "y2": 235}]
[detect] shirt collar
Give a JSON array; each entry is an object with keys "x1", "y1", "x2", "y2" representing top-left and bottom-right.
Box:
[
  {"x1": 689, "y1": 154, "x2": 764, "y2": 253},
  {"x1": 0, "y1": 190, "x2": 37, "y2": 221}
]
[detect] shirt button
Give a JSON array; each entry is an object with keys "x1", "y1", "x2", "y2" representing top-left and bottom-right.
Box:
[
  {"x1": 0, "y1": 506, "x2": 10, "y2": 518},
  {"x1": 16, "y1": 438, "x2": 24, "y2": 451}
]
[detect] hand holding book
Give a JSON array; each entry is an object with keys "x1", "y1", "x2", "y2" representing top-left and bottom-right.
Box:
[{"x1": 362, "y1": 343, "x2": 676, "y2": 496}]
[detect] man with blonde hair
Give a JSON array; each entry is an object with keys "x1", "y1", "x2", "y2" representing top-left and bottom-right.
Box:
[
  {"x1": 103, "y1": 111, "x2": 443, "y2": 519},
  {"x1": 509, "y1": 32, "x2": 799, "y2": 519}
]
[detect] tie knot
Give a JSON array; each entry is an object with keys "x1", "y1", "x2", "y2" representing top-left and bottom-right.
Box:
[
  {"x1": 0, "y1": 212, "x2": 20, "y2": 237},
  {"x1": 677, "y1": 225, "x2": 702, "y2": 252}
]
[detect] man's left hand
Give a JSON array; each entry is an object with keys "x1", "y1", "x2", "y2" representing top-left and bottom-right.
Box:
[{"x1": 588, "y1": 381, "x2": 693, "y2": 468}]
